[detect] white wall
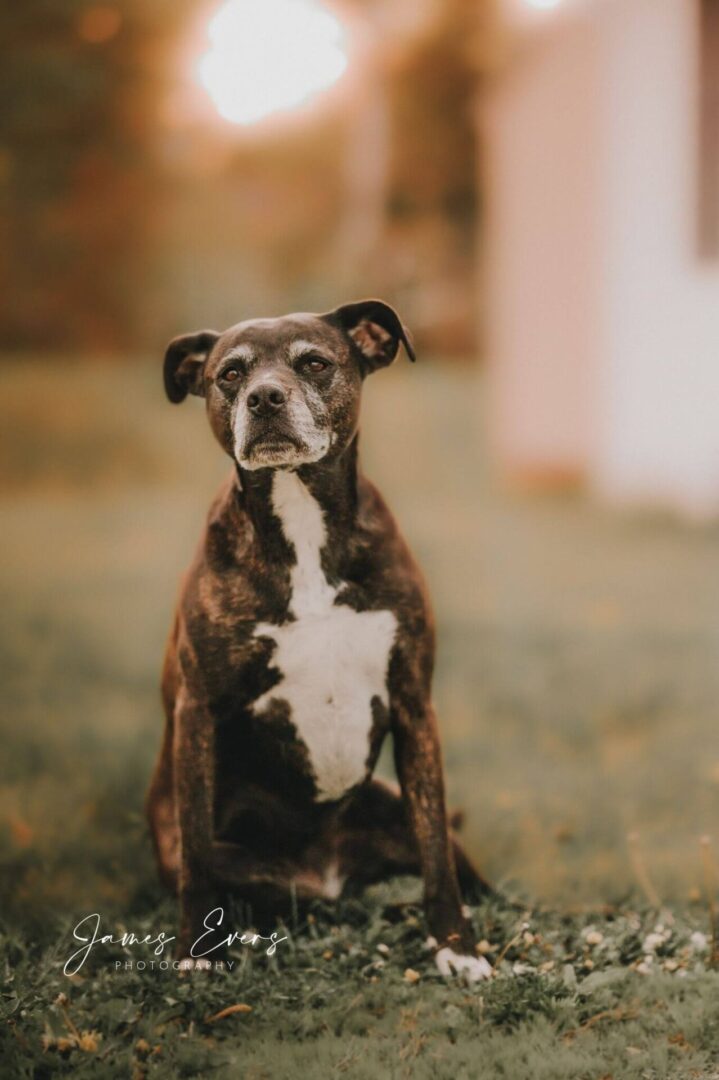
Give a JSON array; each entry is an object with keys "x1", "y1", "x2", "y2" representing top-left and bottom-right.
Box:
[
  {"x1": 485, "y1": 0, "x2": 719, "y2": 516},
  {"x1": 596, "y1": 0, "x2": 719, "y2": 517},
  {"x1": 484, "y1": 10, "x2": 601, "y2": 482}
]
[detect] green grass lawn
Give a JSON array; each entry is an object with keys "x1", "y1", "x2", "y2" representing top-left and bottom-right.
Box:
[
  {"x1": 2, "y1": 356, "x2": 719, "y2": 1077},
  {"x1": 5, "y1": 891, "x2": 719, "y2": 1078}
]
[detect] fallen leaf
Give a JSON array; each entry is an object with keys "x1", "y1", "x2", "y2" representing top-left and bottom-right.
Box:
[
  {"x1": 204, "y1": 1004, "x2": 253, "y2": 1024},
  {"x1": 9, "y1": 815, "x2": 33, "y2": 848}
]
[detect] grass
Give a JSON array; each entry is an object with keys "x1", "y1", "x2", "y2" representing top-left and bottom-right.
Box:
[
  {"x1": 2, "y1": 355, "x2": 719, "y2": 1077},
  {"x1": 4, "y1": 891, "x2": 719, "y2": 1078}
]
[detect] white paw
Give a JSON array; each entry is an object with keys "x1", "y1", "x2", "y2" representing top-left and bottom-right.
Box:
[{"x1": 435, "y1": 947, "x2": 493, "y2": 983}]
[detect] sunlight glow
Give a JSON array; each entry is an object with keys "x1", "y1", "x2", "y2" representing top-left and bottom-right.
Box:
[
  {"x1": 197, "y1": 0, "x2": 348, "y2": 125},
  {"x1": 523, "y1": 0, "x2": 563, "y2": 9}
]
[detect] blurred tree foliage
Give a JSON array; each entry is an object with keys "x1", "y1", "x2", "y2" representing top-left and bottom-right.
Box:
[
  {"x1": 380, "y1": 0, "x2": 482, "y2": 353},
  {"x1": 0, "y1": 0, "x2": 496, "y2": 357},
  {"x1": 0, "y1": 1, "x2": 192, "y2": 352}
]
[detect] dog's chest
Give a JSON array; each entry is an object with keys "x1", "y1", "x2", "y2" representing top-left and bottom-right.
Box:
[{"x1": 251, "y1": 472, "x2": 397, "y2": 802}]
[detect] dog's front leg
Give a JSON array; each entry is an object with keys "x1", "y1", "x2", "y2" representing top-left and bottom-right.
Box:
[
  {"x1": 173, "y1": 689, "x2": 216, "y2": 961},
  {"x1": 393, "y1": 703, "x2": 491, "y2": 982}
]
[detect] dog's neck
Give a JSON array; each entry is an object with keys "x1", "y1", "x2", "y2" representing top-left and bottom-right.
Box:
[{"x1": 234, "y1": 436, "x2": 360, "y2": 566}]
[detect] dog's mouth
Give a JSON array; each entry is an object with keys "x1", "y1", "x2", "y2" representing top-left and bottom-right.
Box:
[
  {"x1": 236, "y1": 413, "x2": 333, "y2": 471},
  {"x1": 239, "y1": 432, "x2": 310, "y2": 470},
  {"x1": 245, "y1": 433, "x2": 300, "y2": 454}
]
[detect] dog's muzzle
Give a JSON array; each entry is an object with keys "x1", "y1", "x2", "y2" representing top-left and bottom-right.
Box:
[{"x1": 233, "y1": 383, "x2": 331, "y2": 470}]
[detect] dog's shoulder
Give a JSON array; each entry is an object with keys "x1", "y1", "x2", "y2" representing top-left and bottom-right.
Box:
[
  {"x1": 356, "y1": 475, "x2": 401, "y2": 544},
  {"x1": 175, "y1": 474, "x2": 263, "y2": 621},
  {"x1": 354, "y1": 476, "x2": 432, "y2": 617}
]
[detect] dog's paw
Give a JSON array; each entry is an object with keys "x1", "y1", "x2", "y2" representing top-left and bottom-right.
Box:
[{"x1": 434, "y1": 947, "x2": 493, "y2": 983}]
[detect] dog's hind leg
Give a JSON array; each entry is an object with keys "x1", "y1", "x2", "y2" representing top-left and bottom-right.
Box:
[
  {"x1": 146, "y1": 631, "x2": 181, "y2": 893},
  {"x1": 336, "y1": 779, "x2": 492, "y2": 901},
  {"x1": 146, "y1": 722, "x2": 179, "y2": 893}
]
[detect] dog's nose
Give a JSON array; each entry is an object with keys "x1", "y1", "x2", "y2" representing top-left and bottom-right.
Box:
[{"x1": 246, "y1": 383, "x2": 287, "y2": 417}]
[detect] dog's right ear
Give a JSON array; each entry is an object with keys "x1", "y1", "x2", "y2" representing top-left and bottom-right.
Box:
[{"x1": 163, "y1": 330, "x2": 220, "y2": 403}]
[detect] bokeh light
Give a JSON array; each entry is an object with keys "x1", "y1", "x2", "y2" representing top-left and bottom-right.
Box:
[
  {"x1": 196, "y1": 0, "x2": 348, "y2": 125},
  {"x1": 523, "y1": 0, "x2": 563, "y2": 10}
]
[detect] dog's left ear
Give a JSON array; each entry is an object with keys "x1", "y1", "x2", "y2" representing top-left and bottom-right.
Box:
[
  {"x1": 163, "y1": 330, "x2": 220, "y2": 403},
  {"x1": 326, "y1": 299, "x2": 416, "y2": 372}
]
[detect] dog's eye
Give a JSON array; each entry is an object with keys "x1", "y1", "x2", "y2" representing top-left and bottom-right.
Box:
[
  {"x1": 301, "y1": 357, "x2": 329, "y2": 374},
  {"x1": 221, "y1": 367, "x2": 240, "y2": 382}
]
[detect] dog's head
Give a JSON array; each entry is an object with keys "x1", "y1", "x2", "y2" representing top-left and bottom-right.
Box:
[{"x1": 163, "y1": 300, "x2": 415, "y2": 470}]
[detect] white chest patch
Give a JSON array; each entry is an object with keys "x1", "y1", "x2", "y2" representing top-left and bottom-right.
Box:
[{"x1": 252, "y1": 471, "x2": 397, "y2": 802}]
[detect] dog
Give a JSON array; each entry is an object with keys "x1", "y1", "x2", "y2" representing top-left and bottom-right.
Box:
[{"x1": 146, "y1": 299, "x2": 492, "y2": 981}]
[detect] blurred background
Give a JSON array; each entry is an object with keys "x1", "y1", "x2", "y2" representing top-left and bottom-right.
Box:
[{"x1": 2, "y1": 0, "x2": 719, "y2": 924}]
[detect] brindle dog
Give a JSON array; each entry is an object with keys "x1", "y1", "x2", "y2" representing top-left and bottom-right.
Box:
[{"x1": 147, "y1": 299, "x2": 492, "y2": 980}]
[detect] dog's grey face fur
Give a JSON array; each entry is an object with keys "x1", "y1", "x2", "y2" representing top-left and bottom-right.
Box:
[
  {"x1": 163, "y1": 300, "x2": 415, "y2": 469},
  {"x1": 213, "y1": 314, "x2": 359, "y2": 471}
]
